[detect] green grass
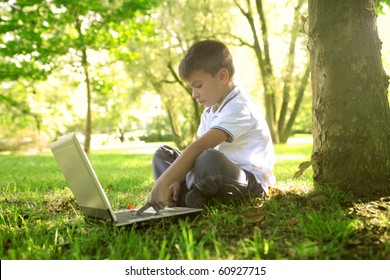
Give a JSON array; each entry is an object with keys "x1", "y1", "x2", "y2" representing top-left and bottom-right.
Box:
[{"x1": 1, "y1": 138, "x2": 389, "y2": 259}]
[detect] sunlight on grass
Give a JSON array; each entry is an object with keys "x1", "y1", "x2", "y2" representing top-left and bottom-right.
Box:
[
  {"x1": 273, "y1": 135, "x2": 313, "y2": 194},
  {"x1": 1, "y1": 135, "x2": 389, "y2": 260}
]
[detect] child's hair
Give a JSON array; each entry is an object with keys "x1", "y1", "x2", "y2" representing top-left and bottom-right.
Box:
[{"x1": 178, "y1": 39, "x2": 235, "y2": 80}]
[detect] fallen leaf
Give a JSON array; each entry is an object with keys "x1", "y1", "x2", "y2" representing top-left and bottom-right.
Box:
[
  {"x1": 52, "y1": 200, "x2": 74, "y2": 212},
  {"x1": 268, "y1": 187, "x2": 283, "y2": 196},
  {"x1": 106, "y1": 184, "x2": 116, "y2": 191},
  {"x1": 286, "y1": 218, "x2": 298, "y2": 227},
  {"x1": 127, "y1": 202, "x2": 136, "y2": 210},
  {"x1": 242, "y1": 208, "x2": 265, "y2": 224}
]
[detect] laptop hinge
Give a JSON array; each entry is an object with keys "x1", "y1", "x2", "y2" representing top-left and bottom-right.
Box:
[{"x1": 79, "y1": 206, "x2": 114, "y2": 221}]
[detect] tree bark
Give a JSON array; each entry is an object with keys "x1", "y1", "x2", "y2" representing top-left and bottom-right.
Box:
[
  {"x1": 167, "y1": 62, "x2": 201, "y2": 133},
  {"x1": 75, "y1": 15, "x2": 92, "y2": 153},
  {"x1": 308, "y1": 0, "x2": 390, "y2": 195},
  {"x1": 279, "y1": 64, "x2": 311, "y2": 143},
  {"x1": 81, "y1": 47, "x2": 92, "y2": 153}
]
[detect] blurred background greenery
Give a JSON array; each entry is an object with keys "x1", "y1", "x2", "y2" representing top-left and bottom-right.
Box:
[{"x1": 1, "y1": 0, "x2": 389, "y2": 153}]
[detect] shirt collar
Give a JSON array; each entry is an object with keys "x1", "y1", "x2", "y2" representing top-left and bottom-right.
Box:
[{"x1": 213, "y1": 85, "x2": 240, "y2": 113}]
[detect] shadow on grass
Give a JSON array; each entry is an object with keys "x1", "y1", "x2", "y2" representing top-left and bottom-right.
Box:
[
  {"x1": 1, "y1": 147, "x2": 388, "y2": 260},
  {"x1": 254, "y1": 185, "x2": 390, "y2": 259},
  {"x1": 2, "y1": 183, "x2": 389, "y2": 260},
  {"x1": 107, "y1": 184, "x2": 390, "y2": 260}
]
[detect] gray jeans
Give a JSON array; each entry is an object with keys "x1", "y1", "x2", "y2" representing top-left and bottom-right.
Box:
[{"x1": 152, "y1": 145, "x2": 263, "y2": 202}]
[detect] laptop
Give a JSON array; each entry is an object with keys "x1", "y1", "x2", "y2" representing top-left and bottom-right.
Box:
[{"x1": 50, "y1": 133, "x2": 202, "y2": 227}]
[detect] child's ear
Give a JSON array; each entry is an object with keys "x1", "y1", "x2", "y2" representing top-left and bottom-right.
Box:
[{"x1": 219, "y1": 68, "x2": 230, "y2": 83}]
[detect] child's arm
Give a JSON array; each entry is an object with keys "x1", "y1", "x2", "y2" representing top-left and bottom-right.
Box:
[{"x1": 137, "y1": 128, "x2": 228, "y2": 214}]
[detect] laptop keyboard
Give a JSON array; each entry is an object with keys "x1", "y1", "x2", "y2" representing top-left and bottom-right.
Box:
[
  {"x1": 114, "y1": 210, "x2": 141, "y2": 219},
  {"x1": 114, "y1": 209, "x2": 159, "y2": 219},
  {"x1": 114, "y1": 208, "x2": 178, "y2": 220},
  {"x1": 112, "y1": 207, "x2": 201, "y2": 225}
]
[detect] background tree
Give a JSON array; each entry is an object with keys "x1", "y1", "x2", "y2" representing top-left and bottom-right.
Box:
[
  {"x1": 128, "y1": 0, "x2": 232, "y2": 149},
  {"x1": 0, "y1": 0, "x2": 158, "y2": 152},
  {"x1": 52, "y1": 0, "x2": 158, "y2": 152},
  {"x1": 233, "y1": 0, "x2": 311, "y2": 143},
  {"x1": 0, "y1": 0, "x2": 69, "y2": 145},
  {"x1": 307, "y1": 0, "x2": 390, "y2": 195}
]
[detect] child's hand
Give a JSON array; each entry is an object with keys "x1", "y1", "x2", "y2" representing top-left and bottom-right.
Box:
[
  {"x1": 169, "y1": 182, "x2": 181, "y2": 205},
  {"x1": 136, "y1": 182, "x2": 172, "y2": 215}
]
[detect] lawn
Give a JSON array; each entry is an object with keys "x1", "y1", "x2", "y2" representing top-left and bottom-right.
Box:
[{"x1": 0, "y1": 136, "x2": 389, "y2": 259}]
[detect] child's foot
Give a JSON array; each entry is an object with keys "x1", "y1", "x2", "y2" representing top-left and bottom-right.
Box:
[{"x1": 183, "y1": 188, "x2": 208, "y2": 209}]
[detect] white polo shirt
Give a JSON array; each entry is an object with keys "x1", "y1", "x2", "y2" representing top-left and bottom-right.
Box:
[{"x1": 197, "y1": 86, "x2": 276, "y2": 193}]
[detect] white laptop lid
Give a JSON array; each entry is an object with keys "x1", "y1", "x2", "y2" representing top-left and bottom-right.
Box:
[
  {"x1": 51, "y1": 133, "x2": 203, "y2": 226},
  {"x1": 50, "y1": 133, "x2": 117, "y2": 222}
]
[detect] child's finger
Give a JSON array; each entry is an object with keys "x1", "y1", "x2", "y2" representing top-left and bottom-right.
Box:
[
  {"x1": 135, "y1": 202, "x2": 151, "y2": 215},
  {"x1": 173, "y1": 186, "x2": 180, "y2": 202}
]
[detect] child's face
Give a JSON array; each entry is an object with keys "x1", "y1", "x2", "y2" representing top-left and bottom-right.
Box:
[{"x1": 185, "y1": 69, "x2": 231, "y2": 108}]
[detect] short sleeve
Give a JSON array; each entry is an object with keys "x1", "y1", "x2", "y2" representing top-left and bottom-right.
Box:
[{"x1": 210, "y1": 102, "x2": 255, "y2": 143}]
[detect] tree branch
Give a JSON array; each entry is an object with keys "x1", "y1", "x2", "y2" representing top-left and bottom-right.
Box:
[
  {"x1": 167, "y1": 61, "x2": 191, "y2": 96},
  {"x1": 255, "y1": 0, "x2": 272, "y2": 71},
  {"x1": 220, "y1": 32, "x2": 254, "y2": 48}
]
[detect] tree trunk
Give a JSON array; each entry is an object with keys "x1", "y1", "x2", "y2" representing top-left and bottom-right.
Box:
[
  {"x1": 167, "y1": 62, "x2": 201, "y2": 135},
  {"x1": 278, "y1": 0, "x2": 309, "y2": 143},
  {"x1": 81, "y1": 47, "x2": 92, "y2": 153},
  {"x1": 308, "y1": 0, "x2": 390, "y2": 195},
  {"x1": 165, "y1": 104, "x2": 184, "y2": 149},
  {"x1": 235, "y1": 0, "x2": 308, "y2": 144},
  {"x1": 279, "y1": 64, "x2": 311, "y2": 143}
]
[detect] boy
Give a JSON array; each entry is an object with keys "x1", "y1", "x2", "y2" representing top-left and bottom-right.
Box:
[{"x1": 137, "y1": 39, "x2": 275, "y2": 214}]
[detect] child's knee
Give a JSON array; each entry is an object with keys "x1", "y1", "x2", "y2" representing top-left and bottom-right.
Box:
[
  {"x1": 153, "y1": 145, "x2": 180, "y2": 161},
  {"x1": 195, "y1": 149, "x2": 226, "y2": 169}
]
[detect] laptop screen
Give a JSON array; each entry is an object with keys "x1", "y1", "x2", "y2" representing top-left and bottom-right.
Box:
[{"x1": 50, "y1": 133, "x2": 116, "y2": 221}]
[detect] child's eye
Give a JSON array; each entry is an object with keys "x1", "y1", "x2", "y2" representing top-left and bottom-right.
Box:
[{"x1": 195, "y1": 84, "x2": 203, "y2": 88}]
